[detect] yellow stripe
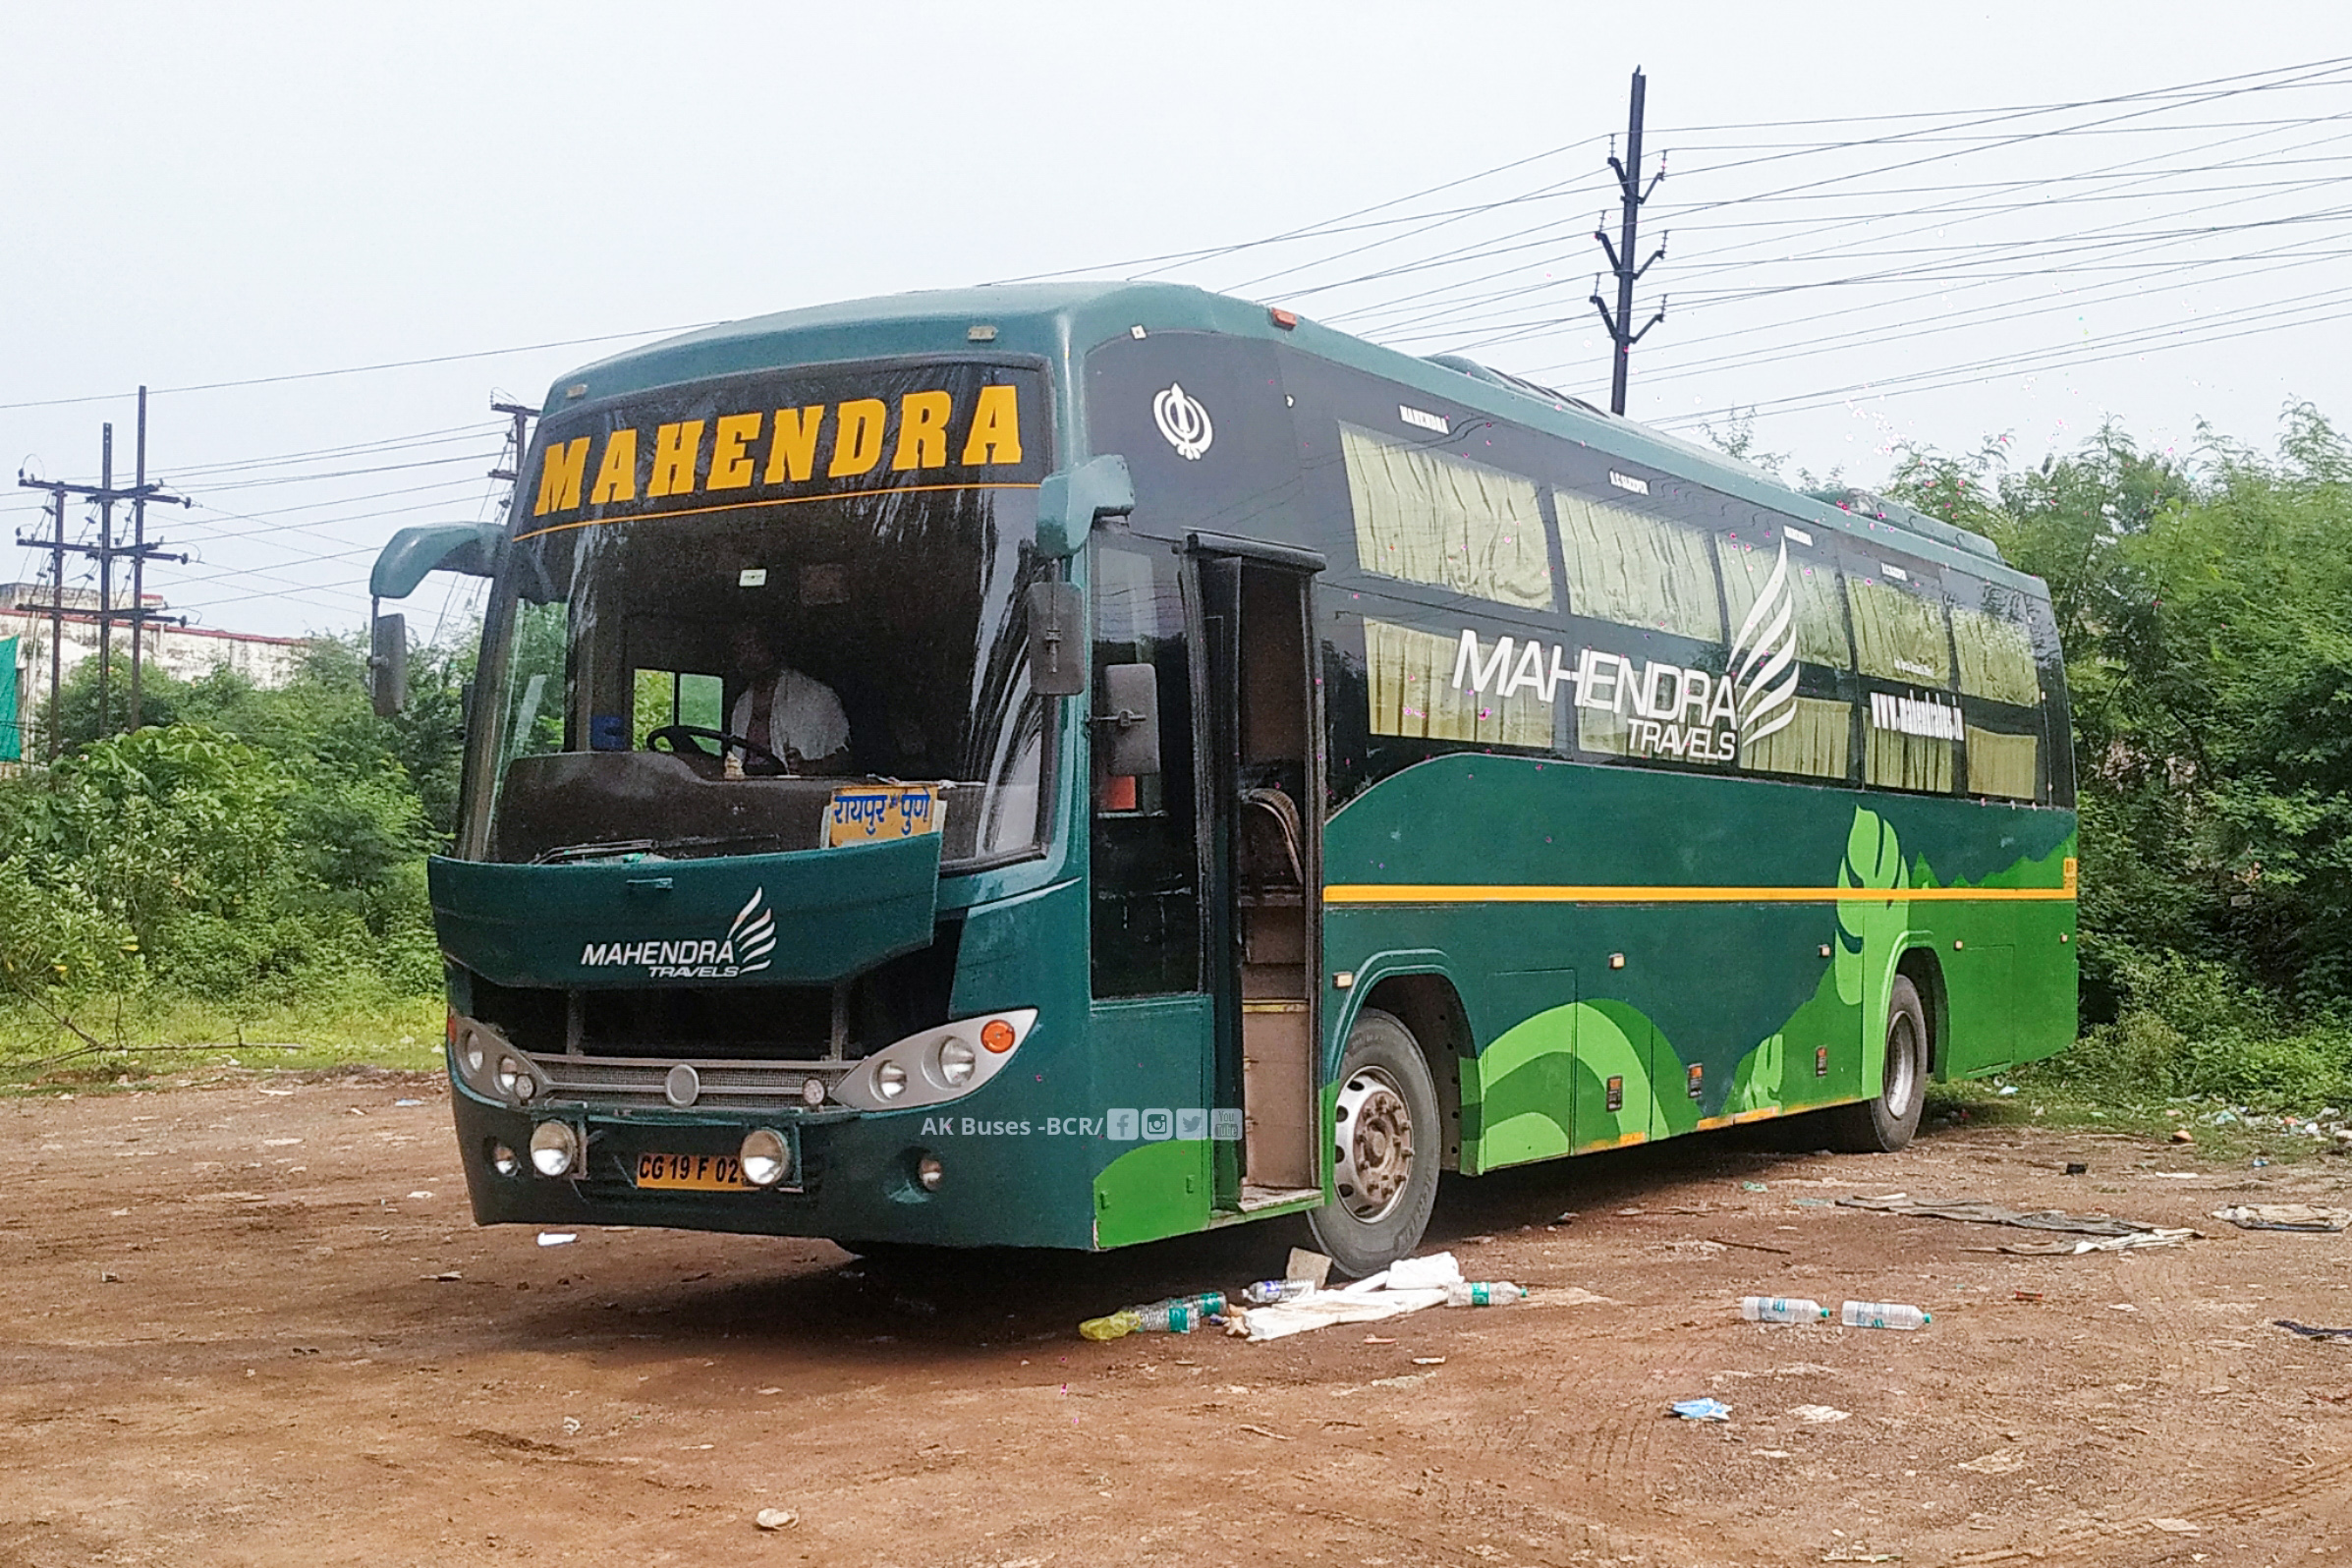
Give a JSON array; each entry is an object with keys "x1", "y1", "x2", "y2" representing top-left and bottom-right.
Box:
[
  {"x1": 515, "y1": 480, "x2": 1041, "y2": 543},
  {"x1": 1324, "y1": 883, "x2": 2073, "y2": 905}
]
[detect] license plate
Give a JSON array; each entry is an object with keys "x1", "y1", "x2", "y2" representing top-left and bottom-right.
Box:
[
  {"x1": 822, "y1": 784, "x2": 944, "y2": 848},
  {"x1": 634, "y1": 1151, "x2": 753, "y2": 1192}
]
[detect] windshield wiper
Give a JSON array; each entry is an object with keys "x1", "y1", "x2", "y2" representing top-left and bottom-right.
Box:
[{"x1": 532, "y1": 838, "x2": 658, "y2": 865}]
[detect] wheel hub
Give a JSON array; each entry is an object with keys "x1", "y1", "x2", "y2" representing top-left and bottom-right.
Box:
[
  {"x1": 1333, "y1": 1066, "x2": 1415, "y2": 1223},
  {"x1": 1884, "y1": 1009, "x2": 1921, "y2": 1118}
]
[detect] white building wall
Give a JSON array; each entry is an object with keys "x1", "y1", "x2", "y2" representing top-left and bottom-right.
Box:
[{"x1": 0, "y1": 609, "x2": 311, "y2": 755}]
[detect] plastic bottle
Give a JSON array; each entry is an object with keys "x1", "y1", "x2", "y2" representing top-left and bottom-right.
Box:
[
  {"x1": 1444, "y1": 1281, "x2": 1528, "y2": 1307},
  {"x1": 1840, "y1": 1300, "x2": 1931, "y2": 1330},
  {"x1": 1241, "y1": 1279, "x2": 1316, "y2": 1306},
  {"x1": 1741, "y1": 1296, "x2": 1829, "y2": 1323},
  {"x1": 1078, "y1": 1292, "x2": 1228, "y2": 1341}
]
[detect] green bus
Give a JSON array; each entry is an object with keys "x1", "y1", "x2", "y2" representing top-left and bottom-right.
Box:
[{"x1": 369, "y1": 282, "x2": 2076, "y2": 1274}]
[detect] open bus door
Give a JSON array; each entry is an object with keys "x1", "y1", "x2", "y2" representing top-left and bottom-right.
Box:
[{"x1": 1190, "y1": 533, "x2": 1325, "y2": 1212}]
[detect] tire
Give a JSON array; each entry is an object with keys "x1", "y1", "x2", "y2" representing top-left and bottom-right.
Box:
[
  {"x1": 1303, "y1": 1007, "x2": 1441, "y2": 1277},
  {"x1": 1823, "y1": 973, "x2": 1929, "y2": 1153}
]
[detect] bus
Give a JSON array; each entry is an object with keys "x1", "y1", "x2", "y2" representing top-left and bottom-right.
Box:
[{"x1": 368, "y1": 282, "x2": 2076, "y2": 1274}]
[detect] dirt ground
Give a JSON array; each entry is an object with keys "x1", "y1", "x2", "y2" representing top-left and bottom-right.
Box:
[{"x1": 4, "y1": 1073, "x2": 2351, "y2": 1567}]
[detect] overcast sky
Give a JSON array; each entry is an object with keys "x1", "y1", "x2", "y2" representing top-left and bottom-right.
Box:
[{"x1": 4, "y1": 2, "x2": 2346, "y2": 639}]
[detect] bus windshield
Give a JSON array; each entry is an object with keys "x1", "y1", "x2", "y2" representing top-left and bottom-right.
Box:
[{"x1": 459, "y1": 361, "x2": 1052, "y2": 868}]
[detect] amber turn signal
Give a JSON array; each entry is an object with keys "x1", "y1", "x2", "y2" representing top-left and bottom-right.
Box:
[{"x1": 980, "y1": 1019, "x2": 1017, "y2": 1053}]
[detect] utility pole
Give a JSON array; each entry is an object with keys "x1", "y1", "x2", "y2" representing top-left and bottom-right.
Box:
[
  {"x1": 16, "y1": 406, "x2": 191, "y2": 749},
  {"x1": 1590, "y1": 67, "x2": 1668, "y2": 416},
  {"x1": 488, "y1": 400, "x2": 536, "y2": 489}
]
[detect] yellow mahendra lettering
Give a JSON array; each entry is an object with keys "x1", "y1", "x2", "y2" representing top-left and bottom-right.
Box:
[
  {"x1": 961, "y1": 384, "x2": 1023, "y2": 466},
  {"x1": 828, "y1": 398, "x2": 887, "y2": 477},
  {"x1": 588, "y1": 428, "x2": 640, "y2": 505},
  {"x1": 647, "y1": 420, "x2": 706, "y2": 498},
  {"x1": 764, "y1": 406, "x2": 826, "y2": 483},
  {"x1": 706, "y1": 413, "x2": 763, "y2": 491},
  {"x1": 891, "y1": 391, "x2": 954, "y2": 471},
  {"x1": 532, "y1": 437, "x2": 589, "y2": 516}
]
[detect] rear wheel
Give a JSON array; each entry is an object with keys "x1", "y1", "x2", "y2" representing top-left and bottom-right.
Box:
[
  {"x1": 1303, "y1": 1007, "x2": 1440, "y2": 1276},
  {"x1": 1823, "y1": 973, "x2": 1929, "y2": 1152}
]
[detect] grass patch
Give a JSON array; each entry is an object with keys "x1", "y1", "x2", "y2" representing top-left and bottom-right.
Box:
[{"x1": 0, "y1": 990, "x2": 445, "y2": 1092}]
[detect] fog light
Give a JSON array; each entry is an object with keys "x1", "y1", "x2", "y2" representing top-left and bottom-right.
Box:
[
  {"x1": 918, "y1": 1154, "x2": 944, "y2": 1192},
  {"x1": 740, "y1": 1128, "x2": 791, "y2": 1187},
  {"x1": 980, "y1": 1018, "x2": 1017, "y2": 1053},
  {"x1": 936, "y1": 1038, "x2": 977, "y2": 1087},
  {"x1": 801, "y1": 1077, "x2": 826, "y2": 1107},
  {"x1": 529, "y1": 1120, "x2": 580, "y2": 1178},
  {"x1": 875, "y1": 1061, "x2": 908, "y2": 1100},
  {"x1": 489, "y1": 1142, "x2": 520, "y2": 1178}
]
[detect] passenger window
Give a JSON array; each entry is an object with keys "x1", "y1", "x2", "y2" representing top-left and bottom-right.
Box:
[
  {"x1": 1363, "y1": 618, "x2": 1551, "y2": 749},
  {"x1": 1966, "y1": 726, "x2": 2039, "y2": 800},
  {"x1": 1555, "y1": 490, "x2": 1721, "y2": 643},
  {"x1": 1715, "y1": 534, "x2": 1852, "y2": 669},
  {"x1": 1339, "y1": 425, "x2": 1553, "y2": 610},
  {"x1": 1950, "y1": 601, "x2": 2040, "y2": 706},
  {"x1": 1848, "y1": 574, "x2": 1952, "y2": 685}
]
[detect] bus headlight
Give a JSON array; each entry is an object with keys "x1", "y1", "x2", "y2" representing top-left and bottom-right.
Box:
[
  {"x1": 875, "y1": 1061, "x2": 908, "y2": 1100},
  {"x1": 831, "y1": 1010, "x2": 1037, "y2": 1112},
  {"x1": 529, "y1": 1120, "x2": 581, "y2": 1178},
  {"x1": 739, "y1": 1128, "x2": 791, "y2": 1187},
  {"x1": 936, "y1": 1038, "x2": 977, "y2": 1087}
]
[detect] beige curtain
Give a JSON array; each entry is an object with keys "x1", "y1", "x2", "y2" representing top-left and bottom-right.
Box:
[
  {"x1": 1341, "y1": 426, "x2": 1552, "y2": 610},
  {"x1": 1365, "y1": 619, "x2": 1551, "y2": 748},
  {"x1": 1555, "y1": 492, "x2": 1723, "y2": 643},
  {"x1": 1576, "y1": 702, "x2": 1629, "y2": 756},
  {"x1": 1716, "y1": 538, "x2": 1854, "y2": 669},
  {"x1": 1951, "y1": 604, "x2": 2041, "y2": 706},
  {"x1": 1967, "y1": 724, "x2": 2040, "y2": 800},
  {"x1": 1849, "y1": 580, "x2": 1952, "y2": 684},
  {"x1": 1866, "y1": 727, "x2": 1956, "y2": 793},
  {"x1": 1745, "y1": 696, "x2": 1851, "y2": 780}
]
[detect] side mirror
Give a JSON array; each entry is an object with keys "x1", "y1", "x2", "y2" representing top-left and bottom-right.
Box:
[
  {"x1": 1026, "y1": 581, "x2": 1086, "y2": 697},
  {"x1": 369, "y1": 522, "x2": 504, "y2": 600},
  {"x1": 370, "y1": 613, "x2": 408, "y2": 717},
  {"x1": 1034, "y1": 455, "x2": 1135, "y2": 558},
  {"x1": 1095, "y1": 662, "x2": 1161, "y2": 777}
]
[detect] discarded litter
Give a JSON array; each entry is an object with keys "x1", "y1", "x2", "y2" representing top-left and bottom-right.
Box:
[
  {"x1": 2170, "y1": 1129, "x2": 2196, "y2": 1145},
  {"x1": 537, "y1": 1232, "x2": 578, "y2": 1248},
  {"x1": 2212, "y1": 1204, "x2": 2350, "y2": 1233},
  {"x1": 754, "y1": 1507, "x2": 799, "y2": 1531},
  {"x1": 1285, "y1": 1249, "x2": 1333, "y2": 1289},
  {"x1": 1411, "y1": 1356, "x2": 1447, "y2": 1366},
  {"x1": 393, "y1": 1098, "x2": 424, "y2": 1107},
  {"x1": 1742, "y1": 1181, "x2": 1769, "y2": 1192},
  {"x1": 1997, "y1": 1084, "x2": 2020, "y2": 1096},
  {"x1": 1838, "y1": 1193, "x2": 2194, "y2": 1254},
  {"x1": 1670, "y1": 1397, "x2": 1731, "y2": 1422},
  {"x1": 1789, "y1": 1404, "x2": 1849, "y2": 1423},
  {"x1": 2012, "y1": 1290, "x2": 2044, "y2": 1303},
  {"x1": 1080, "y1": 1292, "x2": 1226, "y2": 1341},
  {"x1": 1445, "y1": 1281, "x2": 1528, "y2": 1307},
  {"x1": 2148, "y1": 1518, "x2": 2201, "y2": 1535},
  {"x1": 2064, "y1": 1162, "x2": 2089, "y2": 1176},
  {"x1": 1234, "y1": 1253, "x2": 1462, "y2": 1342},
  {"x1": 1742, "y1": 1296, "x2": 1829, "y2": 1323},
  {"x1": 1240, "y1": 1278, "x2": 1316, "y2": 1306},
  {"x1": 1841, "y1": 1301, "x2": 1931, "y2": 1330},
  {"x1": 2273, "y1": 1319, "x2": 2352, "y2": 1339}
]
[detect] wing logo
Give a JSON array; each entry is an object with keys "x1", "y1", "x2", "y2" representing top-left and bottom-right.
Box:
[
  {"x1": 577, "y1": 886, "x2": 776, "y2": 978},
  {"x1": 1729, "y1": 540, "x2": 1802, "y2": 750},
  {"x1": 726, "y1": 887, "x2": 777, "y2": 974},
  {"x1": 1151, "y1": 381, "x2": 1214, "y2": 461}
]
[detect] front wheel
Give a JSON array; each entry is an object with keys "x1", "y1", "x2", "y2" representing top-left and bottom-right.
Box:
[
  {"x1": 1303, "y1": 1007, "x2": 1440, "y2": 1276},
  {"x1": 1822, "y1": 973, "x2": 1929, "y2": 1152}
]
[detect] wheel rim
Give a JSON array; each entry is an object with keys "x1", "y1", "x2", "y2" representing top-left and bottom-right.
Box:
[
  {"x1": 1333, "y1": 1066, "x2": 1415, "y2": 1223},
  {"x1": 1883, "y1": 1007, "x2": 1921, "y2": 1119}
]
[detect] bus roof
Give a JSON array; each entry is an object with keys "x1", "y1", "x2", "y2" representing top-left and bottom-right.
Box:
[{"x1": 549, "y1": 281, "x2": 2026, "y2": 589}]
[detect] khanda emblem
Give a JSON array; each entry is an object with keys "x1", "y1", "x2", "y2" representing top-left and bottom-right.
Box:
[
  {"x1": 1151, "y1": 381, "x2": 1214, "y2": 461},
  {"x1": 1729, "y1": 539, "x2": 1802, "y2": 748}
]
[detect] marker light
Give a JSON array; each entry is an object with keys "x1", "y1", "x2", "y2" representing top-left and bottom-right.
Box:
[
  {"x1": 980, "y1": 1019, "x2": 1017, "y2": 1054},
  {"x1": 529, "y1": 1120, "x2": 581, "y2": 1178},
  {"x1": 936, "y1": 1038, "x2": 977, "y2": 1087},
  {"x1": 801, "y1": 1077, "x2": 827, "y2": 1107},
  {"x1": 739, "y1": 1128, "x2": 791, "y2": 1188},
  {"x1": 495, "y1": 1054, "x2": 528, "y2": 1099},
  {"x1": 489, "y1": 1143, "x2": 520, "y2": 1178},
  {"x1": 875, "y1": 1061, "x2": 908, "y2": 1100},
  {"x1": 918, "y1": 1154, "x2": 944, "y2": 1192}
]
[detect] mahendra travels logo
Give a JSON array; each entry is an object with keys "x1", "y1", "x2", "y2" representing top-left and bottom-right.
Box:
[
  {"x1": 1151, "y1": 382, "x2": 1214, "y2": 461},
  {"x1": 579, "y1": 888, "x2": 778, "y2": 980},
  {"x1": 1451, "y1": 539, "x2": 1804, "y2": 764}
]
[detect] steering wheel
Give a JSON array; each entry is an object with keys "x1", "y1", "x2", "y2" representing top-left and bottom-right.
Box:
[{"x1": 645, "y1": 724, "x2": 791, "y2": 774}]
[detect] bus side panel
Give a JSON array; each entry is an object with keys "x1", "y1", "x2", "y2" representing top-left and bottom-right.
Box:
[{"x1": 1321, "y1": 755, "x2": 2076, "y2": 1172}]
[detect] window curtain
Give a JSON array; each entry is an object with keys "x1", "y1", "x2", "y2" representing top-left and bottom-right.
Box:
[
  {"x1": 1340, "y1": 426, "x2": 1552, "y2": 610},
  {"x1": 1744, "y1": 696, "x2": 1851, "y2": 780},
  {"x1": 1716, "y1": 538, "x2": 1853, "y2": 669},
  {"x1": 1950, "y1": 605, "x2": 2041, "y2": 706},
  {"x1": 1555, "y1": 492, "x2": 1723, "y2": 643},
  {"x1": 1865, "y1": 727, "x2": 1955, "y2": 793},
  {"x1": 1849, "y1": 580, "x2": 1952, "y2": 684},
  {"x1": 1966, "y1": 724, "x2": 2039, "y2": 800},
  {"x1": 1365, "y1": 619, "x2": 1550, "y2": 748}
]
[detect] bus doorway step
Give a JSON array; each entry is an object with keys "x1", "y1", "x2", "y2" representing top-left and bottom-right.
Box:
[{"x1": 1238, "y1": 1185, "x2": 1322, "y2": 1213}]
